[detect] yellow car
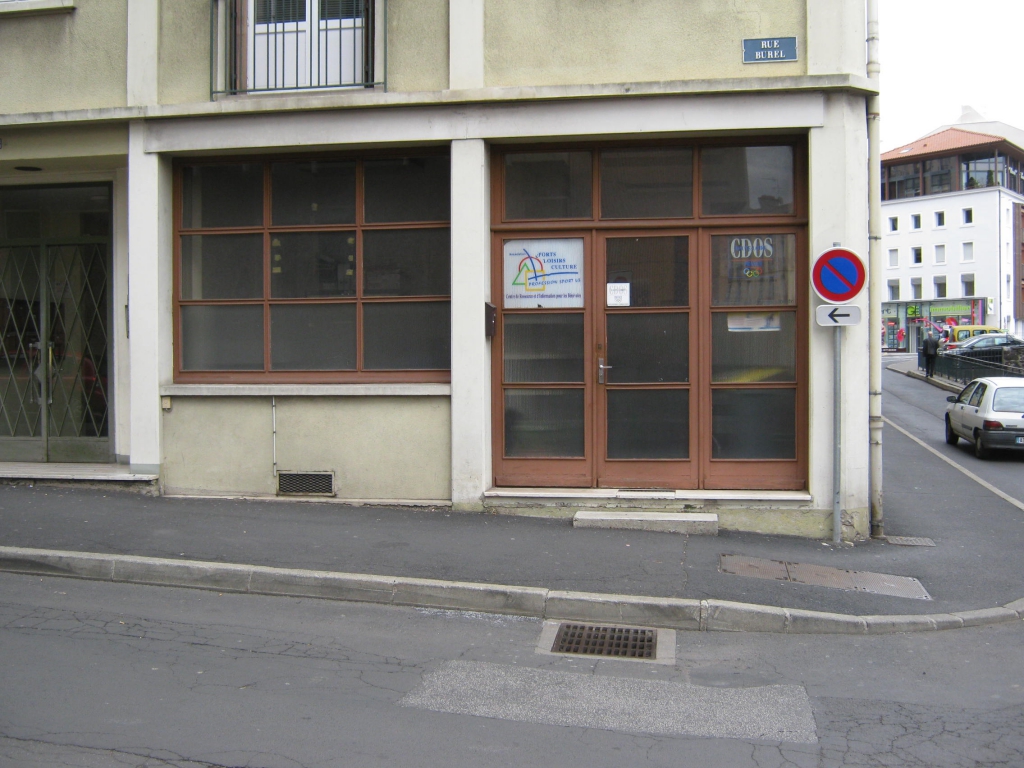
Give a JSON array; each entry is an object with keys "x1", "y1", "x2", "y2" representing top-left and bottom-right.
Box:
[{"x1": 943, "y1": 325, "x2": 1002, "y2": 350}]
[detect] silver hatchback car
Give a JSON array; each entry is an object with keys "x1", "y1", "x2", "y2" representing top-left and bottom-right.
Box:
[{"x1": 945, "y1": 377, "x2": 1024, "y2": 458}]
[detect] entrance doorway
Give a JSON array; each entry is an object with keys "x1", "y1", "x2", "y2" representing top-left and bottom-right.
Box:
[
  {"x1": 492, "y1": 229, "x2": 806, "y2": 490},
  {"x1": 490, "y1": 144, "x2": 807, "y2": 491},
  {"x1": 0, "y1": 185, "x2": 112, "y2": 462}
]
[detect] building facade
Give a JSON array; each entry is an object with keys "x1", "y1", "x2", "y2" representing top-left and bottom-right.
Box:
[
  {"x1": 881, "y1": 117, "x2": 1024, "y2": 351},
  {"x1": 0, "y1": 0, "x2": 876, "y2": 539}
]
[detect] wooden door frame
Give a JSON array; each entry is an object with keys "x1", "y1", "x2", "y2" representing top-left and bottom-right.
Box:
[
  {"x1": 491, "y1": 230, "x2": 595, "y2": 487},
  {"x1": 593, "y1": 228, "x2": 699, "y2": 490},
  {"x1": 488, "y1": 139, "x2": 809, "y2": 491},
  {"x1": 697, "y1": 226, "x2": 808, "y2": 490}
]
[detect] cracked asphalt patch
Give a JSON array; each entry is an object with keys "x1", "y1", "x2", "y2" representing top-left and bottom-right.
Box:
[{"x1": 402, "y1": 659, "x2": 818, "y2": 743}]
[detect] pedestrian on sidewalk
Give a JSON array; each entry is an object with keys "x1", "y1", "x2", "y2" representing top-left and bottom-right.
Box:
[{"x1": 922, "y1": 330, "x2": 940, "y2": 377}]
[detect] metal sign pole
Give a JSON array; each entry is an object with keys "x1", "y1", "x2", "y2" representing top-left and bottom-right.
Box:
[{"x1": 833, "y1": 324, "x2": 842, "y2": 544}]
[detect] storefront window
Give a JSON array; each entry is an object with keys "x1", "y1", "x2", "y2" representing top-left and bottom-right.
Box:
[
  {"x1": 504, "y1": 152, "x2": 592, "y2": 220},
  {"x1": 600, "y1": 148, "x2": 693, "y2": 219},
  {"x1": 700, "y1": 146, "x2": 794, "y2": 215},
  {"x1": 176, "y1": 154, "x2": 451, "y2": 381}
]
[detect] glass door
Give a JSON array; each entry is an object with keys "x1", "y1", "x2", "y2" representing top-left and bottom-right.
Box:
[
  {"x1": 494, "y1": 234, "x2": 593, "y2": 487},
  {"x1": 596, "y1": 233, "x2": 696, "y2": 489},
  {"x1": 0, "y1": 241, "x2": 110, "y2": 462}
]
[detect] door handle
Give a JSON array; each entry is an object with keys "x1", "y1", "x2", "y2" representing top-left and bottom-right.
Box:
[
  {"x1": 598, "y1": 358, "x2": 612, "y2": 384},
  {"x1": 48, "y1": 342, "x2": 54, "y2": 404},
  {"x1": 27, "y1": 342, "x2": 40, "y2": 404}
]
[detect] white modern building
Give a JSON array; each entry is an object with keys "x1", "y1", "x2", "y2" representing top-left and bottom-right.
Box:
[
  {"x1": 0, "y1": 0, "x2": 879, "y2": 540},
  {"x1": 881, "y1": 110, "x2": 1024, "y2": 350}
]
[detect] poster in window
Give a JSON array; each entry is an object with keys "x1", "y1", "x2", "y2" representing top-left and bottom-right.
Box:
[{"x1": 503, "y1": 238, "x2": 584, "y2": 308}]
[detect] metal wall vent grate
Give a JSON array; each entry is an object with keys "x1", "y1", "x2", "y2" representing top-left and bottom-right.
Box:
[
  {"x1": 278, "y1": 471, "x2": 334, "y2": 496},
  {"x1": 552, "y1": 623, "x2": 657, "y2": 658}
]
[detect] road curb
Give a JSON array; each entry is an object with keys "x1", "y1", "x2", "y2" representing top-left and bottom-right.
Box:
[
  {"x1": 1, "y1": 546, "x2": 1021, "y2": 635},
  {"x1": 889, "y1": 363, "x2": 962, "y2": 393}
]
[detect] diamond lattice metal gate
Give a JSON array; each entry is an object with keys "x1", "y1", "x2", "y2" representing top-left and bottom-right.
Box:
[{"x1": 0, "y1": 241, "x2": 111, "y2": 462}]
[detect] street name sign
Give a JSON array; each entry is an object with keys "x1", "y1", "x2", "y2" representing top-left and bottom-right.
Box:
[
  {"x1": 815, "y1": 304, "x2": 862, "y2": 327},
  {"x1": 811, "y1": 247, "x2": 866, "y2": 304}
]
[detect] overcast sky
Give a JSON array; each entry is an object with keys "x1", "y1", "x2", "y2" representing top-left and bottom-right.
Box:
[{"x1": 878, "y1": 0, "x2": 1024, "y2": 151}]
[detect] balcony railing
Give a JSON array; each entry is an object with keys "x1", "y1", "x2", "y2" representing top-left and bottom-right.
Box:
[{"x1": 211, "y1": 0, "x2": 377, "y2": 96}]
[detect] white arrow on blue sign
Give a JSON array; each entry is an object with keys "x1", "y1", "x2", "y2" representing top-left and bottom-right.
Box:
[{"x1": 815, "y1": 304, "x2": 862, "y2": 327}]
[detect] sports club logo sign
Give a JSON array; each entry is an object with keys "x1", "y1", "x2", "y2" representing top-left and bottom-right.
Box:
[
  {"x1": 730, "y1": 236, "x2": 774, "y2": 278},
  {"x1": 503, "y1": 238, "x2": 584, "y2": 308}
]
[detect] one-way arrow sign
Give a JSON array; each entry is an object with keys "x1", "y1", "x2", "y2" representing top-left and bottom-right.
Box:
[{"x1": 815, "y1": 304, "x2": 862, "y2": 326}]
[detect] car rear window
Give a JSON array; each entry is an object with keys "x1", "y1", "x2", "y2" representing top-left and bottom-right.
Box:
[{"x1": 993, "y1": 387, "x2": 1024, "y2": 412}]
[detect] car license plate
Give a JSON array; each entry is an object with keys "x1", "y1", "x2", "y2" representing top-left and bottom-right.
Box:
[{"x1": 1017, "y1": 437, "x2": 1024, "y2": 445}]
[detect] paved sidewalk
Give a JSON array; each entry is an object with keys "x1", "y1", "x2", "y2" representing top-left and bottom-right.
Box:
[
  {"x1": 0, "y1": 367, "x2": 1022, "y2": 632},
  {"x1": 885, "y1": 353, "x2": 962, "y2": 393}
]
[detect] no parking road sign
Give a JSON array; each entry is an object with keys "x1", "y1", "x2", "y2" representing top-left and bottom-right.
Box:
[{"x1": 811, "y1": 248, "x2": 866, "y2": 304}]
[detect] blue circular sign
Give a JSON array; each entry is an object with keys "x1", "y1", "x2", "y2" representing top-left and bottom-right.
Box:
[{"x1": 812, "y1": 248, "x2": 865, "y2": 304}]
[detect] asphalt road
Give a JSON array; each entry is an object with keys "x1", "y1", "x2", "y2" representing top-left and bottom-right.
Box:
[
  {"x1": 2, "y1": 572, "x2": 1023, "y2": 768},
  {"x1": 881, "y1": 362, "x2": 1024, "y2": 501}
]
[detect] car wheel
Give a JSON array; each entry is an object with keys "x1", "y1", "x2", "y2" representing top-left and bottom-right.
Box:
[
  {"x1": 974, "y1": 431, "x2": 989, "y2": 459},
  {"x1": 945, "y1": 416, "x2": 959, "y2": 445}
]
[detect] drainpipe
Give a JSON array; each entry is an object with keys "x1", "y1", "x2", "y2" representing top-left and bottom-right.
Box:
[{"x1": 867, "y1": 0, "x2": 884, "y2": 537}]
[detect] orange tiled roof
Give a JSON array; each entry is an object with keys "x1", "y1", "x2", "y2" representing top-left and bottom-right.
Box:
[{"x1": 882, "y1": 127, "x2": 1005, "y2": 162}]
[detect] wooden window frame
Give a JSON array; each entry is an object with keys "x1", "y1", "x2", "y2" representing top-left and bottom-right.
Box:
[
  {"x1": 173, "y1": 150, "x2": 451, "y2": 384},
  {"x1": 489, "y1": 137, "x2": 809, "y2": 491}
]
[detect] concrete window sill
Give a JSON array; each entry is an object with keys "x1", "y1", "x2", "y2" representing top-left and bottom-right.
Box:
[
  {"x1": 0, "y1": 0, "x2": 74, "y2": 16},
  {"x1": 160, "y1": 384, "x2": 452, "y2": 397}
]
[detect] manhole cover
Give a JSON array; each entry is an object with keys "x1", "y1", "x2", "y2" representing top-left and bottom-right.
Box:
[
  {"x1": 552, "y1": 623, "x2": 657, "y2": 658},
  {"x1": 885, "y1": 536, "x2": 936, "y2": 547},
  {"x1": 720, "y1": 554, "x2": 931, "y2": 600}
]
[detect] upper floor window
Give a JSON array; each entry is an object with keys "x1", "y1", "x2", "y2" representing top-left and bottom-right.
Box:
[
  {"x1": 934, "y1": 276, "x2": 947, "y2": 298},
  {"x1": 911, "y1": 214, "x2": 921, "y2": 229},
  {"x1": 962, "y1": 274, "x2": 975, "y2": 296},
  {"x1": 911, "y1": 278, "x2": 922, "y2": 300},
  {"x1": 963, "y1": 208, "x2": 974, "y2": 224},
  {"x1": 924, "y1": 157, "x2": 954, "y2": 194},
  {"x1": 935, "y1": 211, "x2": 945, "y2": 227},
  {"x1": 962, "y1": 152, "x2": 1002, "y2": 189},
  {"x1": 888, "y1": 280, "x2": 900, "y2": 301},
  {"x1": 912, "y1": 247, "x2": 922, "y2": 264},
  {"x1": 934, "y1": 244, "x2": 946, "y2": 264},
  {"x1": 215, "y1": 0, "x2": 374, "y2": 95},
  {"x1": 887, "y1": 162, "x2": 921, "y2": 199},
  {"x1": 889, "y1": 216, "x2": 898, "y2": 232},
  {"x1": 888, "y1": 249, "x2": 898, "y2": 267},
  {"x1": 962, "y1": 242, "x2": 974, "y2": 262},
  {"x1": 175, "y1": 153, "x2": 451, "y2": 382}
]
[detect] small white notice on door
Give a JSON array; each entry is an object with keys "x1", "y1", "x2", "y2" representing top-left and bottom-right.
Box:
[{"x1": 607, "y1": 283, "x2": 630, "y2": 307}]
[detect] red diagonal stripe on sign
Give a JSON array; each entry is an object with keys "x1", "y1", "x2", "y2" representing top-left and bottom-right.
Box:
[{"x1": 823, "y1": 260, "x2": 855, "y2": 291}]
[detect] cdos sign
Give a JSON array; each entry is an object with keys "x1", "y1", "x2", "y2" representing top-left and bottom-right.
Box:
[{"x1": 730, "y1": 236, "x2": 775, "y2": 260}]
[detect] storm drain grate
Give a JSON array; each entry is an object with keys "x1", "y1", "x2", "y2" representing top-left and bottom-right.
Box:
[
  {"x1": 277, "y1": 471, "x2": 334, "y2": 496},
  {"x1": 885, "y1": 536, "x2": 936, "y2": 547},
  {"x1": 720, "y1": 554, "x2": 931, "y2": 600},
  {"x1": 552, "y1": 623, "x2": 657, "y2": 658}
]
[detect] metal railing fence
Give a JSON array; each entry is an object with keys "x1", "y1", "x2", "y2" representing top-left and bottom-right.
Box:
[
  {"x1": 919, "y1": 350, "x2": 1024, "y2": 385},
  {"x1": 211, "y1": 0, "x2": 376, "y2": 96}
]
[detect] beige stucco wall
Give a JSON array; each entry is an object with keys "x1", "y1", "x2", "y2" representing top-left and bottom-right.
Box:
[
  {"x1": 161, "y1": 396, "x2": 452, "y2": 501},
  {"x1": 485, "y1": 0, "x2": 806, "y2": 88},
  {"x1": 387, "y1": 0, "x2": 449, "y2": 92},
  {"x1": 0, "y1": 124, "x2": 128, "y2": 176},
  {"x1": 0, "y1": 0, "x2": 128, "y2": 114},
  {"x1": 159, "y1": 0, "x2": 210, "y2": 105}
]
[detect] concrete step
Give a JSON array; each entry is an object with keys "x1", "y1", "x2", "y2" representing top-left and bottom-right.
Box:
[{"x1": 573, "y1": 510, "x2": 719, "y2": 535}]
